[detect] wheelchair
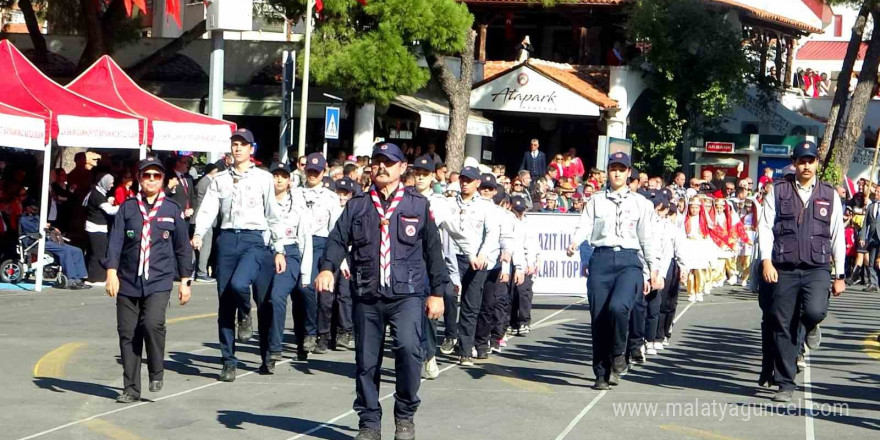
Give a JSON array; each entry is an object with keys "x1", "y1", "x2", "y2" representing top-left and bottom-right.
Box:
[{"x1": 0, "y1": 230, "x2": 69, "y2": 287}]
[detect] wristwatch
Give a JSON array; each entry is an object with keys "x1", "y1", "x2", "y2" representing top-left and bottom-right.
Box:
[
  {"x1": 185, "y1": 279, "x2": 193, "y2": 287},
  {"x1": 836, "y1": 274, "x2": 846, "y2": 280}
]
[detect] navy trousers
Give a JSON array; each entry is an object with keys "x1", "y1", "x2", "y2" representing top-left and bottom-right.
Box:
[
  {"x1": 510, "y1": 275, "x2": 534, "y2": 327},
  {"x1": 215, "y1": 230, "x2": 273, "y2": 364},
  {"x1": 768, "y1": 265, "x2": 830, "y2": 391},
  {"x1": 353, "y1": 295, "x2": 425, "y2": 430},
  {"x1": 317, "y1": 265, "x2": 353, "y2": 337},
  {"x1": 294, "y1": 236, "x2": 324, "y2": 339},
  {"x1": 269, "y1": 244, "x2": 303, "y2": 354},
  {"x1": 587, "y1": 248, "x2": 643, "y2": 380},
  {"x1": 455, "y1": 254, "x2": 489, "y2": 356}
]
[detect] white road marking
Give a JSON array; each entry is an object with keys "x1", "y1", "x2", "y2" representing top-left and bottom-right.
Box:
[
  {"x1": 804, "y1": 352, "x2": 815, "y2": 440},
  {"x1": 554, "y1": 299, "x2": 696, "y2": 439}
]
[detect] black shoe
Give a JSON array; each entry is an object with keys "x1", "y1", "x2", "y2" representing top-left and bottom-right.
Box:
[
  {"x1": 758, "y1": 374, "x2": 777, "y2": 388},
  {"x1": 259, "y1": 360, "x2": 275, "y2": 375},
  {"x1": 219, "y1": 363, "x2": 236, "y2": 382},
  {"x1": 459, "y1": 356, "x2": 474, "y2": 366},
  {"x1": 269, "y1": 351, "x2": 283, "y2": 362},
  {"x1": 593, "y1": 377, "x2": 610, "y2": 390},
  {"x1": 630, "y1": 347, "x2": 645, "y2": 365},
  {"x1": 806, "y1": 326, "x2": 821, "y2": 350},
  {"x1": 439, "y1": 337, "x2": 457, "y2": 355},
  {"x1": 475, "y1": 349, "x2": 490, "y2": 360},
  {"x1": 67, "y1": 280, "x2": 90, "y2": 290},
  {"x1": 313, "y1": 335, "x2": 329, "y2": 354},
  {"x1": 148, "y1": 380, "x2": 163, "y2": 392},
  {"x1": 608, "y1": 371, "x2": 620, "y2": 386},
  {"x1": 355, "y1": 427, "x2": 381, "y2": 440},
  {"x1": 394, "y1": 419, "x2": 416, "y2": 440},
  {"x1": 302, "y1": 335, "x2": 317, "y2": 353},
  {"x1": 195, "y1": 275, "x2": 216, "y2": 283},
  {"x1": 490, "y1": 340, "x2": 501, "y2": 353},
  {"x1": 611, "y1": 355, "x2": 627, "y2": 374},
  {"x1": 115, "y1": 392, "x2": 139, "y2": 403},
  {"x1": 237, "y1": 313, "x2": 253, "y2": 343},
  {"x1": 337, "y1": 330, "x2": 354, "y2": 349},
  {"x1": 772, "y1": 389, "x2": 794, "y2": 403}
]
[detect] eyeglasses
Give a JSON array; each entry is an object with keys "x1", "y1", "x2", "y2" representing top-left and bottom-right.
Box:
[{"x1": 141, "y1": 172, "x2": 164, "y2": 181}]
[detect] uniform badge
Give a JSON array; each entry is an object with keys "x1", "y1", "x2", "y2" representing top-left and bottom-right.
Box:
[
  {"x1": 126, "y1": 230, "x2": 135, "y2": 239},
  {"x1": 247, "y1": 198, "x2": 257, "y2": 208},
  {"x1": 312, "y1": 158, "x2": 319, "y2": 164},
  {"x1": 233, "y1": 178, "x2": 240, "y2": 184},
  {"x1": 285, "y1": 227, "x2": 294, "y2": 237},
  {"x1": 405, "y1": 225, "x2": 417, "y2": 237},
  {"x1": 162, "y1": 230, "x2": 170, "y2": 240},
  {"x1": 820, "y1": 207, "x2": 828, "y2": 216}
]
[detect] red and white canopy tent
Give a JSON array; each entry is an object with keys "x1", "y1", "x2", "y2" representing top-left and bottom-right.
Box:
[
  {"x1": 0, "y1": 39, "x2": 147, "y2": 291},
  {"x1": 68, "y1": 56, "x2": 237, "y2": 154}
]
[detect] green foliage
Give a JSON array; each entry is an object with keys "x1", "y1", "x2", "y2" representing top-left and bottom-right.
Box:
[
  {"x1": 288, "y1": 0, "x2": 473, "y2": 106},
  {"x1": 626, "y1": 0, "x2": 753, "y2": 176},
  {"x1": 819, "y1": 158, "x2": 843, "y2": 185}
]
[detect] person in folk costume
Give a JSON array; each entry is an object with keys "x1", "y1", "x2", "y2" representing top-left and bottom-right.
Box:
[
  {"x1": 707, "y1": 196, "x2": 743, "y2": 286},
  {"x1": 683, "y1": 197, "x2": 712, "y2": 302},
  {"x1": 737, "y1": 198, "x2": 758, "y2": 288},
  {"x1": 701, "y1": 196, "x2": 722, "y2": 294}
]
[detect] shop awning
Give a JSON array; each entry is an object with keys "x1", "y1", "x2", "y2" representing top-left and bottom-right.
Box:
[
  {"x1": 691, "y1": 156, "x2": 744, "y2": 167},
  {"x1": 392, "y1": 94, "x2": 494, "y2": 137}
]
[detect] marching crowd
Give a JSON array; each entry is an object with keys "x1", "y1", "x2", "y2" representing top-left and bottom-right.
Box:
[{"x1": 0, "y1": 131, "x2": 857, "y2": 439}]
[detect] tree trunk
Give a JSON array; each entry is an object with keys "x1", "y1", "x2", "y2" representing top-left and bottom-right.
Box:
[
  {"x1": 129, "y1": 20, "x2": 207, "y2": 80},
  {"x1": 17, "y1": 0, "x2": 48, "y2": 64},
  {"x1": 833, "y1": 7, "x2": 880, "y2": 176},
  {"x1": 426, "y1": 30, "x2": 476, "y2": 171},
  {"x1": 820, "y1": 0, "x2": 870, "y2": 165},
  {"x1": 76, "y1": 0, "x2": 105, "y2": 72}
]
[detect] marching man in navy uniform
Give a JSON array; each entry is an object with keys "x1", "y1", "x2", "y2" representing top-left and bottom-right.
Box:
[
  {"x1": 104, "y1": 158, "x2": 193, "y2": 403},
  {"x1": 194, "y1": 128, "x2": 283, "y2": 381},
  {"x1": 315, "y1": 142, "x2": 449, "y2": 440},
  {"x1": 566, "y1": 152, "x2": 661, "y2": 390},
  {"x1": 758, "y1": 140, "x2": 845, "y2": 403}
]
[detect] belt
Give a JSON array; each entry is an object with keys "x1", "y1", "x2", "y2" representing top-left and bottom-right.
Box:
[
  {"x1": 221, "y1": 228, "x2": 263, "y2": 234},
  {"x1": 593, "y1": 246, "x2": 637, "y2": 253}
]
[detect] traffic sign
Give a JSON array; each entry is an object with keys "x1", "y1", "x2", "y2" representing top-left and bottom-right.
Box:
[{"x1": 325, "y1": 107, "x2": 340, "y2": 140}]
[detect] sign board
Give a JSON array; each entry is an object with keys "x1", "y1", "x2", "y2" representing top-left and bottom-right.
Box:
[
  {"x1": 324, "y1": 107, "x2": 340, "y2": 140},
  {"x1": 206, "y1": 0, "x2": 253, "y2": 32},
  {"x1": 705, "y1": 141, "x2": 735, "y2": 154},
  {"x1": 524, "y1": 213, "x2": 587, "y2": 296},
  {"x1": 470, "y1": 65, "x2": 603, "y2": 117},
  {"x1": 761, "y1": 144, "x2": 790, "y2": 156},
  {"x1": 757, "y1": 157, "x2": 792, "y2": 179}
]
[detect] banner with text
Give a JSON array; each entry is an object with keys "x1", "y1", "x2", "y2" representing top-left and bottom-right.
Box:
[{"x1": 524, "y1": 212, "x2": 586, "y2": 296}]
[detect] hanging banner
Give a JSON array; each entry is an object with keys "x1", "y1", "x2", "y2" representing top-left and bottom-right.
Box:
[
  {"x1": 56, "y1": 115, "x2": 141, "y2": 149},
  {"x1": 524, "y1": 212, "x2": 587, "y2": 296},
  {"x1": 151, "y1": 121, "x2": 233, "y2": 152},
  {"x1": 0, "y1": 113, "x2": 46, "y2": 150}
]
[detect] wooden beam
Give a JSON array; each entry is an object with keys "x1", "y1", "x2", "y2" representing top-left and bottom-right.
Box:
[{"x1": 478, "y1": 24, "x2": 488, "y2": 62}]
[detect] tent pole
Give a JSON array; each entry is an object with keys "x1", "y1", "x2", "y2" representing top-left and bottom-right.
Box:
[
  {"x1": 34, "y1": 143, "x2": 52, "y2": 292},
  {"x1": 139, "y1": 144, "x2": 147, "y2": 160}
]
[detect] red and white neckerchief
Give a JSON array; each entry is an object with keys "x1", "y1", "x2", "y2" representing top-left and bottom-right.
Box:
[
  {"x1": 370, "y1": 183, "x2": 405, "y2": 287},
  {"x1": 136, "y1": 191, "x2": 166, "y2": 280}
]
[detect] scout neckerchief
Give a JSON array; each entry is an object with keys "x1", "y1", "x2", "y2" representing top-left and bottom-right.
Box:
[
  {"x1": 370, "y1": 183, "x2": 405, "y2": 287},
  {"x1": 136, "y1": 191, "x2": 166, "y2": 280}
]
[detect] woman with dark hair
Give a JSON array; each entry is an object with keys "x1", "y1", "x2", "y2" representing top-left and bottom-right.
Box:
[
  {"x1": 84, "y1": 173, "x2": 118, "y2": 284},
  {"x1": 113, "y1": 174, "x2": 135, "y2": 206}
]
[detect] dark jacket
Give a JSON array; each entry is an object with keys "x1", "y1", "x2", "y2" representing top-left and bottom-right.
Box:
[
  {"x1": 319, "y1": 186, "x2": 449, "y2": 298},
  {"x1": 103, "y1": 196, "x2": 193, "y2": 297},
  {"x1": 519, "y1": 151, "x2": 547, "y2": 181}
]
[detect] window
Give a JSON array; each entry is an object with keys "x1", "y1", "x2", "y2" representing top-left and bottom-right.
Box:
[{"x1": 833, "y1": 15, "x2": 843, "y2": 38}]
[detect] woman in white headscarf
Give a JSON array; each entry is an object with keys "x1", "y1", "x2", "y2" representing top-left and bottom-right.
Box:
[{"x1": 84, "y1": 173, "x2": 119, "y2": 284}]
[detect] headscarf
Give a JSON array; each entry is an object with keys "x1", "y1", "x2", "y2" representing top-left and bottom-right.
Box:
[{"x1": 83, "y1": 174, "x2": 114, "y2": 206}]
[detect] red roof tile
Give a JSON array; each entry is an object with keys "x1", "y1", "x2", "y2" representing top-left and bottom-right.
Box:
[{"x1": 796, "y1": 40, "x2": 868, "y2": 61}]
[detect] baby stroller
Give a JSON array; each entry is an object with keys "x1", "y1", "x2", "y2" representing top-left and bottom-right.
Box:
[{"x1": 0, "y1": 228, "x2": 68, "y2": 287}]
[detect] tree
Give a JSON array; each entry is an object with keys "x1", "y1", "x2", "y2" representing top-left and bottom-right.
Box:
[
  {"x1": 15, "y1": 0, "x2": 48, "y2": 64},
  {"x1": 626, "y1": 0, "x2": 754, "y2": 176},
  {"x1": 830, "y1": 2, "x2": 880, "y2": 176},
  {"x1": 819, "y1": 0, "x2": 871, "y2": 164}
]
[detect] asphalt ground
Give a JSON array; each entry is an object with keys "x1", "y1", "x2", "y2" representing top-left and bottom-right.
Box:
[{"x1": 1, "y1": 282, "x2": 878, "y2": 440}]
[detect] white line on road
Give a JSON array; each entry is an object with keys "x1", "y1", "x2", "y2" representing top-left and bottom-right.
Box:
[
  {"x1": 554, "y1": 299, "x2": 696, "y2": 439},
  {"x1": 804, "y1": 352, "x2": 815, "y2": 440},
  {"x1": 287, "y1": 298, "x2": 588, "y2": 440}
]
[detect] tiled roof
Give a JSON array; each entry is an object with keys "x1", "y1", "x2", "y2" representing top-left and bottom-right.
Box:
[
  {"x1": 462, "y1": 0, "x2": 821, "y2": 33},
  {"x1": 796, "y1": 41, "x2": 868, "y2": 61},
  {"x1": 481, "y1": 58, "x2": 618, "y2": 109}
]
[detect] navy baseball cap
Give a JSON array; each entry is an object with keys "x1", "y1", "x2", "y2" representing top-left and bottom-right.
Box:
[
  {"x1": 493, "y1": 192, "x2": 509, "y2": 205},
  {"x1": 512, "y1": 196, "x2": 528, "y2": 212},
  {"x1": 138, "y1": 157, "x2": 165, "y2": 173},
  {"x1": 413, "y1": 155, "x2": 435, "y2": 172},
  {"x1": 231, "y1": 128, "x2": 255, "y2": 145},
  {"x1": 608, "y1": 152, "x2": 632, "y2": 168},
  {"x1": 322, "y1": 176, "x2": 336, "y2": 191},
  {"x1": 460, "y1": 166, "x2": 481, "y2": 181},
  {"x1": 270, "y1": 163, "x2": 291, "y2": 175},
  {"x1": 479, "y1": 173, "x2": 497, "y2": 189},
  {"x1": 372, "y1": 142, "x2": 406, "y2": 163},
  {"x1": 335, "y1": 177, "x2": 356, "y2": 193},
  {"x1": 305, "y1": 153, "x2": 326, "y2": 172},
  {"x1": 792, "y1": 140, "x2": 818, "y2": 159}
]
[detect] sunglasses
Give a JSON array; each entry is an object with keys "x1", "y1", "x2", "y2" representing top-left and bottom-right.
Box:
[{"x1": 141, "y1": 172, "x2": 164, "y2": 181}]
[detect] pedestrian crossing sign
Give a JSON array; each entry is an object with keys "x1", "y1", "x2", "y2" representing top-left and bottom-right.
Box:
[{"x1": 325, "y1": 107, "x2": 340, "y2": 140}]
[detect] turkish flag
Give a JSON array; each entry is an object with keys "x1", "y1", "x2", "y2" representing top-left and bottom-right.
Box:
[
  {"x1": 357, "y1": 0, "x2": 368, "y2": 5},
  {"x1": 316, "y1": 0, "x2": 324, "y2": 13},
  {"x1": 121, "y1": 0, "x2": 148, "y2": 17},
  {"x1": 166, "y1": 0, "x2": 182, "y2": 28}
]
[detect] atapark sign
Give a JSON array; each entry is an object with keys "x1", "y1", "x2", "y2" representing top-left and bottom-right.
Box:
[{"x1": 471, "y1": 65, "x2": 602, "y2": 117}]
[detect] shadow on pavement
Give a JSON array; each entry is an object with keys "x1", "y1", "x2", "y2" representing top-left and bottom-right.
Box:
[
  {"x1": 33, "y1": 377, "x2": 121, "y2": 399},
  {"x1": 217, "y1": 410, "x2": 355, "y2": 440}
]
